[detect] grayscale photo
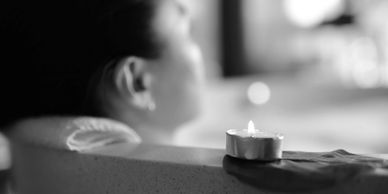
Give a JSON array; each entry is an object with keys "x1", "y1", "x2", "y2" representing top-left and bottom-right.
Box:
[{"x1": 1, "y1": 0, "x2": 388, "y2": 193}]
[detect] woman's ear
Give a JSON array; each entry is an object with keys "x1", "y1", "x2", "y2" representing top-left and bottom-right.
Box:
[{"x1": 114, "y1": 56, "x2": 155, "y2": 111}]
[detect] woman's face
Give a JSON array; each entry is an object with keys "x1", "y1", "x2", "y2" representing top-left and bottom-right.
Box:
[{"x1": 145, "y1": 0, "x2": 204, "y2": 128}]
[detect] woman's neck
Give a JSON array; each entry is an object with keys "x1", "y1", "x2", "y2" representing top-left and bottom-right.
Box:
[
  {"x1": 134, "y1": 126, "x2": 175, "y2": 145},
  {"x1": 102, "y1": 95, "x2": 179, "y2": 145},
  {"x1": 107, "y1": 109, "x2": 177, "y2": 145}
]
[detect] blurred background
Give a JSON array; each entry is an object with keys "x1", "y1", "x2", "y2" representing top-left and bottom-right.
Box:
[{"x1": 174, "y1": 0, "x2": 388, "y2": 153}]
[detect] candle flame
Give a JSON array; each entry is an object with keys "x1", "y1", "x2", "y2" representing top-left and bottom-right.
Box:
[{"x1": 248, "y1": 120, "x2": 255, "y2": 134}]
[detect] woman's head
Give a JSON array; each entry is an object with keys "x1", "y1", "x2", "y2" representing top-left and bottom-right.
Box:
[
  {"x1": 0, "y1": 0, "x2": 204, "y2": 139},
  {"x1": 99, "y1": 0, "x2": 204, "y2": 137}
]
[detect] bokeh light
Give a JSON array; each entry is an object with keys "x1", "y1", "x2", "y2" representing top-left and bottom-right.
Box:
[
  {"x1": 247, "y1": 82, "x2": 271, "y2": 105},
  {"x1": 283, "y1": 0, "x2": 344, "y2": 28}
]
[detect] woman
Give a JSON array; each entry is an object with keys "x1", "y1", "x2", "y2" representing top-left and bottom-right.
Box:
[{"x1": 0, "y1": 0, "x2": 204, "y2": 144}]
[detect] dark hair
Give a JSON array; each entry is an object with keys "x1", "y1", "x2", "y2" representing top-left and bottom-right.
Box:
[{"x1": 0, "y1": 0, "x2": 162, "y2": 128}]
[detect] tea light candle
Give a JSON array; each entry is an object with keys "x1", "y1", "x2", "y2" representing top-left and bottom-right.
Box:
[{"x1": 226, "y1": 121, "x2": 283, "y2": 161}]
